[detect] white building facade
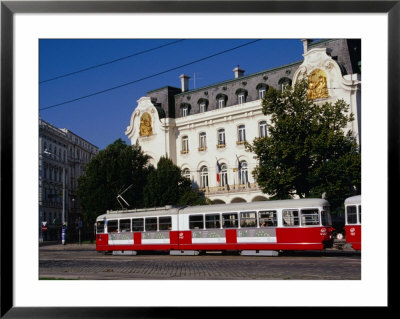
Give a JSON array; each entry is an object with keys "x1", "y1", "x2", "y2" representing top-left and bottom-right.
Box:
[{"x1": 125, "y1": 39, "x2": 361, "y2": 204}]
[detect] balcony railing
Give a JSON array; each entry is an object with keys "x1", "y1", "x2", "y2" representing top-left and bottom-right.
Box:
[{"x1": 198, "y1": 183, "x2": 260, "y2": 195}]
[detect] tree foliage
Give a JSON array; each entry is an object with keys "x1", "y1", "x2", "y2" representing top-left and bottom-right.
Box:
[
  {"x1": 247, "y1": 78, "x2": 361, "y2": 211},
  {"x1": 77, "y1": 139, "x2": 151, "y2": 225},
  {"x1": 143, "y1": 156, "x2": 208, "y2": 207}
]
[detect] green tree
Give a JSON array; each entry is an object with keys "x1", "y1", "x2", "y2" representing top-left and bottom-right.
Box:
[
  {"x1": 143, "y1": 156, "x2": 208, "y2": 207},
  {"x1": 247, "y1": 78, "x2": 361, "y2": 211},
  {"x1": 77, "y1": 139, "x2": 151, "y2": 225}
]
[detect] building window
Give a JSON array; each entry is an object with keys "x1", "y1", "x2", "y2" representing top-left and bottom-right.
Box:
[
  {"x1": 199, "y1": 132, "x2": 207, "y2": 151},
  {"x1": 237, "y1": 125, "x2": 246, "y2": 144},
  {"x1": 181, "y1": 136, "x2": 189, "y2": 154},
  {"x1": 181, "y1": 104, "x2": 191, "y2": 117},
  {"x1": 238, "y1": 93, "x2": 246, "y2": 104},
  {"x1": 200, "y1": 102, "x2": 207, "y2": 113},
  {"x1": 239, "y1": 161, "x2": 248, "y2": 185},
  {"x1": 235, "y1": 89, "x2": 248, "y2": 105},
  {"x1": 217, "y1": 129, "x2": 226, "y2": 148},
  {"x1": 200, "y1": 166, "x2": 209, "y2": 188},
  {"x1": 220, "y1": 163, "x2": 228, "y2": 187},
  {"x1": 218, "y1": 98, "x2": 225, "y2": 109},
  {"x1": 278, "y1": 77, "x2": 292, "y2": 92},
  {"x1": 259, "y1": 121, "x2": 267, "y2": 137},
  {"x1": 182, "y1": 168, "x2": 190, "y2": 179},
  {"x1": 258, "y1": 87, "x2": 266, "y2": 99}
]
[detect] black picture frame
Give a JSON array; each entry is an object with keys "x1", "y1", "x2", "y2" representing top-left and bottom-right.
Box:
[{"x1": 1, "y1": 1, "x2": 396, "y2": 317}]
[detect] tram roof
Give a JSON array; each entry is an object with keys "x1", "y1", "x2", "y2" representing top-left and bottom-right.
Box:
[
  {"x1": 96, "y1": 198, "x2": 329, "y2": 221},
  {"x1": 344, "y1": 195, "x2": 361, "y2": 205}
]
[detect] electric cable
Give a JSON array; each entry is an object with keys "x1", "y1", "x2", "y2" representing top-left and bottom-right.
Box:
[{"x1": 40, "y1": 39, "x2": 262, "y2": 111}]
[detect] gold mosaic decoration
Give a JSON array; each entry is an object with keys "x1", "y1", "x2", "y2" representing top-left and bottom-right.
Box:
[
  {"x1": 307, "y1": 69, "x2": 329, "y2": 100},
  {"x1": 139, "y1": 112, "x2": 153, "y2": 137}
]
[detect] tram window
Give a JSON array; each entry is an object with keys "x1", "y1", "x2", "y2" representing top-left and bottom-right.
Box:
[
  {"x1": 96, "y1": 221, "x2": 105, "y2": 234},
  {"x1": 145, "y1": 217, "x2": 157, "y2": 231},
  {"x1": 222, "y1": 212, "x2": 238, "y2": 228},
  {"x1": 240, "y1": 211, "x2": 257, "y2": 227},
  {"x1": 132, "y1": 218, "x2": 144, "y2": 232},
  {"x1": 205, "y1": 214, "x2": 221, "y2": 229},
  {"x1": 301, "y1": 209, "x2": 320, "y2": 226},
  {"x1": 119, "y1": 219, "x2": 131, "y2": 232},
  {"x1": 107, "y1": 220, "x2": 118, "y2": 233},
  {"x1": 282, "y1": 210, "x2": 299, "y2": 226},
  {"x1": 259, "y1": 210, "x2": 277, "y2": 227},
  {"x1": 358, "y1": 205, "x2": 361, "y2": 224},
  {"x1": 346, "y1": 205, "x2": 357, "y2": 224},
  {"x1": 189, "y1": 215, "x2": 204, "y2": 229},
  {"x1": 159, "y1": 216, "x2": 172, "y2": 230},
  {"x1": 321, "y1": 210, "x2": 332, "y2": 226}
]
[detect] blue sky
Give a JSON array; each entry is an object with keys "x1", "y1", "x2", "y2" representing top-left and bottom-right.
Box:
[{"x1": 39, "y1": 39, "x2": 306, "y2": 150}]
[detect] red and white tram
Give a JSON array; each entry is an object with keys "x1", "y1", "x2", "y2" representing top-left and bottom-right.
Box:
[
  {"x1": 344, "y1": 195, "x2": 361, "y2": 250},
  {"x1": 95, "y1": 198, "x2": 334, "y2": 256}
]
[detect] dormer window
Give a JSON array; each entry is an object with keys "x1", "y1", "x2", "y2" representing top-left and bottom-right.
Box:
[
  {"x1": 182, "y1": 105, "x2": 189, "y2": 117},
  {"x1": 198, "y1": 98, "x2": 209, "y2": 113},
  {"x1": 235, "y1": 89, "x2": 248, "y2": 105},
  {"x1": 216, "y1": 94, "x2": 228, "y2": 109},
  {"x1": 238, "y1": 93, "x2": 246, "y2": 104},
  {"x1": 256, "y1": 83, "x2": 268, "y2": 99},
  {"x1": 218, "y1": 98, "x2": 225, "y2": 108},
  {"x1": 180, "y1": 103, "x2": 191, "y2": 117}
]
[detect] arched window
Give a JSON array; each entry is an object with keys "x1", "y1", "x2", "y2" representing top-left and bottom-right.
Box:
[
  {"x1": 259, "y1": 121, "x2": 267, "y2": 137},
  {"x1": 199, "y1": 132, "x2": 207, "y2": 151},
  {"x1": 220, "y1": 163, "x2": 228, "y2": 187},
  {"x1": 239, "y1": 161, "x2": 248, "y2": 185},
  {"x1": 181, "y1": 136, "x2": 189, "y2": 154},
  {"x1": 182, "y1": 168, "x2": 191, "y2": 179},
  {"x1": 216, "y1": 94, "x2": 228, "y2": 109},
  {"x1": 180, "y1": 103, "x2": 191, "y2": 117},
  {"x1": 237, "y1": 125, "x2": 246, "y2": 144},
  {"x1": 198, "y1": 98, "x2": 208, "y2": 113},
  {"x1": 256, "y1": 83, "x2": 269, "y2": 99},
  {"x1": 278, "y1": 77, "x2": 292, "y2": 92},
  {"x1": 217, "y1": 129, "x2": 226, "y2": 148},
  {"x1": 200, "y1": 166, "x2": 209, "y2": 188},
  {"x1": 235, "y1": 89, "x2": 248, "y2": 104}
]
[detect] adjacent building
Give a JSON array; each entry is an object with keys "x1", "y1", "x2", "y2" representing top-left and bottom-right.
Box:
[
  {"x1": 39, "y1": 118, "x2": 98, "y2": 241},
  {"x1": 125, "y1": 39, "x2": 361, "y2": 204}
]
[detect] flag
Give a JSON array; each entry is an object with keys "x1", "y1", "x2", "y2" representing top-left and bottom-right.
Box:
[
  {"x1": 216, "y1": 160, "x2": 221, "y2": 182},
  {"x1": 236, "y1": 155, "x2": 242, "y2": 171}
]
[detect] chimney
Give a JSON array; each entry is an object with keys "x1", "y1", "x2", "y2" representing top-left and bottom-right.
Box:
[
  {"x1": 301, "y1": 39, "x2": 313, "y2": 54},
  {"x1": 179, "y1": 74, "x2": 190, "y2": 92},
  {"x1": 233, "y1": 65, "x2": 245, "y2": 78}
]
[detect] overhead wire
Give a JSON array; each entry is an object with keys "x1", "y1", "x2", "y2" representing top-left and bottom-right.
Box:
[
  {"x1": 40, "y1": 39, "x2": 185, "y2": 84},
  {"x1": 39, "y1": 39, "x2": 262, "y2": 111}
]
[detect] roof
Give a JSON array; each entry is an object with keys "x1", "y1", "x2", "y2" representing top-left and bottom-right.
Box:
[{"x1": 344, "y1": 195, "x2": 361, "y2": 205}]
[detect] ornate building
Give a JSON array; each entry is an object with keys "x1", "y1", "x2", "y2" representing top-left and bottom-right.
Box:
[
  {"x1": 125, "y1": 39, "x2": 361, "y2": 204},
  {"x1": 39, "y1": 119, "x2": 98, "y2": 241}
]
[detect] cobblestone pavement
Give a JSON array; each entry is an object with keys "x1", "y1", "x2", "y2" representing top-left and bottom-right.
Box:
[{"x1": 39, "y1": 244, "x2": 361, "y2": 280}]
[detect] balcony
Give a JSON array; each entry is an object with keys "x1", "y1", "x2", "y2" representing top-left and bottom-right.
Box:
[
  {"x1": 198, "y1": 182, "x2": 260, "y2": 195},
  {"x1": 216, "y1": 144, "x2": 226, "y2": 149}
]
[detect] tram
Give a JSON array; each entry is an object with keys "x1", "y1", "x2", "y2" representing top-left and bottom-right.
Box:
[
  {"x1": 95, "y1": 198, "x2": 334, "y2": 256},
  {"x1": 344, "y1": 195, "x2": 361, "y2": 250}
]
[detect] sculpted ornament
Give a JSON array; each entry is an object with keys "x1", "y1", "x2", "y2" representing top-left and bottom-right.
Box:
[
  {"x1": 139, "y1": 112, "x2": 153, "y2": 137},
  {"x1": 307, "y1": 69, "x2": 329, "y2": 100}
]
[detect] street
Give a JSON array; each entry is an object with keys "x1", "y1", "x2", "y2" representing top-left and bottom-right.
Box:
[{"x1": 39, "y1": 244, "x2": 361, "y2": 280}]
